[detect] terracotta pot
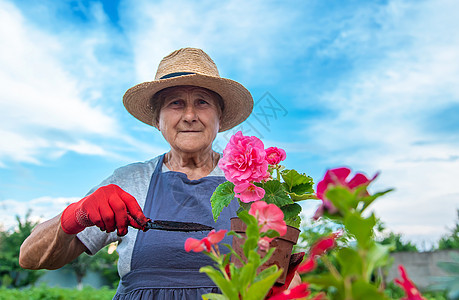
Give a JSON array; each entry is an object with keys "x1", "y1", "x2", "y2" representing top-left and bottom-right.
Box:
[{"x1": 230, "y1": 217, "x2": 300, "y2": 284}]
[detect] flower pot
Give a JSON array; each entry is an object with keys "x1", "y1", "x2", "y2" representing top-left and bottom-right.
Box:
[{"x1": 230, "y1": 217, "x2": 300, "y2": 284}]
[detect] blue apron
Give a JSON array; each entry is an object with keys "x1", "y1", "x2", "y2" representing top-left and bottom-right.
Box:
[{"x1": 114, "y1": 154, "x2": 238, "y2": 299}]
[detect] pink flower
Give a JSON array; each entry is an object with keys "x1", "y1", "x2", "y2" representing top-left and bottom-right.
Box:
[
  {"x1": 314, "y1": 167, "x2": 377, "y2": 219},
  {"x1": 268, "y1": 283, "x2": 311, "y2": 299},
  {"x1": 258, "y1": 237, "x2": 272, "y2": 251},
  {"x1": 205, "y1": 229, "x2": 227, "y2": 244},
  {"x1": 218, "y1": 131, "x2": 269, "y2": 184},
  {"x1": 234, "y1": 182, "x2": 265, "y2": 203},
  {"x1": 184, "y1": 229, "x2": 227, "y2": 252},
  {"x1": 265, "y1": 147, "x2": 286, "y2": 165},
  {"x1": 184, "y1": 238, "x2": 206, "y2": 252},
  {"x1": 395, "y1": 265, "x2": 426, "y2": 300},
  {"x1": 249, "y1": 201, "x2": 287, "y2": 236}
]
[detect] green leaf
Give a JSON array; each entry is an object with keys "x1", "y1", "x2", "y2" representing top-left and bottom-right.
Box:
[
  {"x1": 288, "y1": 192, "x2": 318, "y2": 201},
  {"x1": 360, "y1": 189, "x2": 394, "y2": 212},
  {"x1": 237, "y1": 201, "x2": 252, "y2": 213},
  {"x1": 259, "y1": 247, "x2": 276, "y2": 265},
  {"x1": 222, "y1": 244, "x2": 243, "y2": 264},
  {"x1": 344, "y1": 212, "x2": 376, "y2": 249},
  {"x1": 202, "y1": 293, "x2": 228, "y2": 300},
  {"x1": 254, "y1": 265, "x2": 279, "y2": 282},
  {"x1": 200, "y1": 266, "x2": 238, "y2": 299},
  {"x1": 237, "y1": 211, "x2": 258, "y2": 227},
  {"x1": 245, "y1": 223, "x2": 260, "y2": 241},
  {"x1": 247, "y1": 250, "x2": 261, "y2": 268},
  {"x1": 245, "y1": 269, "x2": 283, "y2": 300},
  {"x1": 227, "y1": 231, "x2": 242, "y2": 239},
  {"x1": 243, "y1": 238, "x2": 258, "y2": 258},
  {"x1": 285, "y1": 215, "x2": 301, "y2": 228},
  {"x1": 238, "y1": 262, "x2": 256, "y2": 296},
  {"x1": 325, "y1": 186, "x2": 356, "y2": 213},
  {"x1": 437, "y1": 261, "x2": 459, "y2": 274},
  {"x1": 261, "y1": 180, "x2": 293, "y2": 207},
  {"x1": 281, "y1": 169, "x2": 313, "y2": 192},
  {"x1": 261, "y1": 229, "x2": 280, "y2": 239},
  {"x1": 280, "y1": 203, "x2": 302, "y2": 220},
  {"x1": 291, "y1": 182, "x2": 314, "y2": 195},
  {"x1": 336, "y1": 247, "x2": 363, "y2": 278},
  {"x1": 351, "y1": 279, "x2": 388, "y2": 300},
  {"x1": 366, "y1": 243, "x2": 393, "y2": 280},
  {"x1": 211, "y1": 182, "x2": 235, "y2": 221},
  {"x1": 302, "y1": 273, "x2": 341, "y2": 289}
]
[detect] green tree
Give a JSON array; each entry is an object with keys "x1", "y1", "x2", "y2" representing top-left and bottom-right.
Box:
[
  {"x1": 437, "y1": 210, "x2": 459, "y2": 250},
  {"x1": 0, "y1": 211, "x2": 44, "y2": 287},
  {"x1": 63, "y1": 243, "x2": 119, "y2": 289},
  {"x1": 376, "y1": 220, "x2": 418, "y2": 252}
]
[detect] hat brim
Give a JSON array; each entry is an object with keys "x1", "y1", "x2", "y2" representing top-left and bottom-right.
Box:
[{"x1": 123, "y1": 74, "x2": 253, "y2": 132}]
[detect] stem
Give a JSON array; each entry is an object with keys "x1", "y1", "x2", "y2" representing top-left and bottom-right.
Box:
[
  {"x1": 359, "y1": 249, "x2": 369, "y2": 281},
  {"x1": 321, "y1": 256, "x2": 341, "y2": 281},
  {"x1": 208, "y1": 246, "x2": 231, "y2": 281},
  {"x1": 344, "y1": 276, "x2": 353, "y2": 300},
  {"x1": 214, "y1": 244, "x2": 221, "y2": 256},
  {"x1": 219, "y1": 264, "x2": 231, "y2": 281},
  {"x1": 276, "y1": 167, "x2": 280, "y2": 181}
]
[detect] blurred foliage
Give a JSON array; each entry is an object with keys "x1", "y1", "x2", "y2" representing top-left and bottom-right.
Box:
[
  {"x1": 375, "y1": 220, "x2": 419, "y2": 252},
  {"x1": 0, "y1": 211, "x2": 44, "y2": 288},
  {"x1": 436, "y1": 210, "x2": 459, "y2": 250},
  {"x1": 63, "y1": 243, "x2": 119, "y2": 289},
  {"x1": 0, "y1": 284, "x2": 115, "y2": 300},
  {"x1": 428, "y1": 252, "x2": 459, "y2": 300},
  {"x1": 0, "y1": 209, "x2": 118, "y2": 290},
  {"x1": 384, "y1": 281, "x2": 448, "y2": 300}
]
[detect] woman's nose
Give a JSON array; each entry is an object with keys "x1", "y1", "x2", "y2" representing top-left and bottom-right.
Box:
[{"x1": 182, "y1": 104, "x2": 197, "y2": 122}]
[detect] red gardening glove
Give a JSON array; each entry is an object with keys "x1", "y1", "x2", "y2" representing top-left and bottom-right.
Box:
[
  {"x1": 266, "y1": 252, "x2": 305, "y2": 299},
  {"x1": 61, "y1": 184, "x2": 148, "y2": 236}
]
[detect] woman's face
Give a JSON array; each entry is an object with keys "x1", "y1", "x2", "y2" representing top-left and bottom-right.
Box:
[{"x1": 158, "y1": 86, "x2": 221, "y2": 154}]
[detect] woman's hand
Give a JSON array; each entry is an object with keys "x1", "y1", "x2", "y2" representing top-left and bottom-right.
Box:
[{"x1": 60, "y1": 184, "x2": 148, "y2": 236}]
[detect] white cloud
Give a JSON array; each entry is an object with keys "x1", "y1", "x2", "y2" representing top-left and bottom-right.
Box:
[
  {"x1": 0, "y1": 0, "x2": 126, "y2": 166},
  {"x1": 120, "y1": 0, "x2": 300, "y2": 84},
  {"x1": 299, "y1": 0, "x2": 459, "y2": 244},
  {"x1": 0, "y1": 196, "x2": 79, "y2": 230}
]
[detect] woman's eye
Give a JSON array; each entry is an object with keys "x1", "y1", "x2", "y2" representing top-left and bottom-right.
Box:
[
  {"x1": 198, "y1": 99, "x2": 209, "y2": 105},
  {"x1": 168, "y1": 100, "x2": 183, "y2": 107}
]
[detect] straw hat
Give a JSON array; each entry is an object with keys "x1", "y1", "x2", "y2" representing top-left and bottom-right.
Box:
[{"x1": 123, "y1": 48, "x2": 253, "y2": 132}]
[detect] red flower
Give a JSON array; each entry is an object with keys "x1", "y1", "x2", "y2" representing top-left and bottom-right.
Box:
[
  {"x1": 310, "y1": 232, "x2": 340, "y2": 257},
  {"x1": 249, "y1": 201, "x2": 287, "y2": 236},
  {"x1": 297, "y1": 257, "x2": 317, "y2": 274},
  {"x1": 268, "y1": 283, "x2": 311, "y2": 300},
  {"x1": 184, "y1": 229, "x2": 227, "y2": 252},
  {"x1": 394, "y1": 265, "x2": 426, "y2": 300},
  {"x1": 314, "y1": 167, "x2": 377, "y2": 219},
  {"x1": 265, "y1": 147, "x2": 287, "y2": 165},
  {"x1": 298, "y1": 232, "x2": 340, "y2": 274}
]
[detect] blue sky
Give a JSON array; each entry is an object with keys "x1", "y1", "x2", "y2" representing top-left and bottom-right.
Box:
[{"x1": 0, "y1": 0, "x2": 458, "y2": 249}]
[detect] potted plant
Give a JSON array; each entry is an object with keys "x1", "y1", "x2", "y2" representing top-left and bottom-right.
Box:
[
  {"x1": 211, "y1": 131, "x2": 317, "y2": 283},
  {"x1": 185, "y1": 162, "x2": 427, "y2": 300}
]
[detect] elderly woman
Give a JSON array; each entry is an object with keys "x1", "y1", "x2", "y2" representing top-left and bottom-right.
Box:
[{"x1": 19, "y1": 48, "x2": 253, "y2": 299}]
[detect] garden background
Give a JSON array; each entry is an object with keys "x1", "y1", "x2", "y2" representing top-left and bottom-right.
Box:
[{"x1": 0, "y1": 0, "x2": 458, "y2": 298}]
